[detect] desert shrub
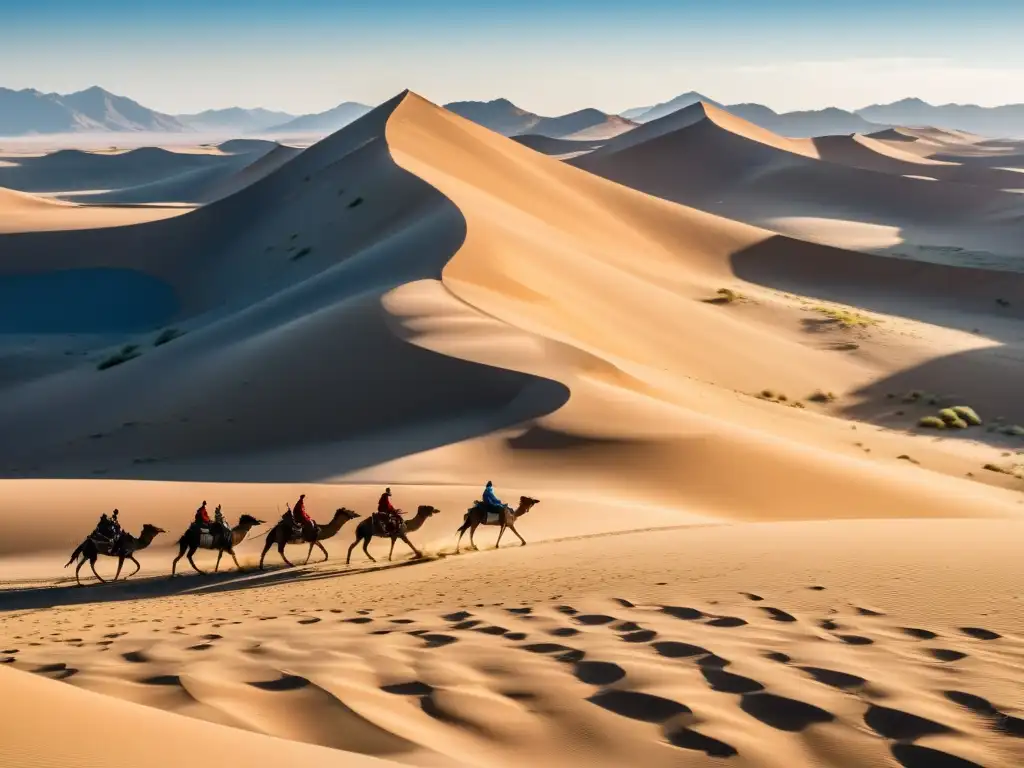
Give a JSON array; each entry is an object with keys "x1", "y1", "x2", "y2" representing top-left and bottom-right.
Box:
[
  {"x1": 903, "y1": 390, "x2": 927, "y2": 403},
  {"x1": 918, "y1": 416, "x2": 946, "y2": 429},
  {"x1": 951, "y1": 406, "x2": 982, "y2": 426},
  {"x1": 813, "y1": 306, "x2": 876, "y2": 328},
  {"x1": 947, "y1": 418, "x2": 969, "y2": 429},
  {"x1": 1002, "y1": 425, "x2": 1024, "y2": 436},
  {"x1": 808, "y1": 390, "x2": 836, "y2": 403},
  {"x1": 778, "y1": 394, "x2": 788, "y2": 402},
  {"x1": 984, "y1": 463, "x2": 1010, "y2": 474},
  {"x1": 154, "y1": 328, "x2": 184, "y2": 347},
  {"x1": 97, "y1": 344, "x2": 140, "y2": 371},
  {"x1": 938, "y1": 408, "x2": 960, "y2": 424},
  {"x1": 760, "y1": 390, "x2": 775, "y2": 399}
]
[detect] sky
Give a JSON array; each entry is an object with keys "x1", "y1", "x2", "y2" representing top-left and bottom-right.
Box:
[{"x1": 2, "y1": 0, "x2": 1024, "y2": 116}]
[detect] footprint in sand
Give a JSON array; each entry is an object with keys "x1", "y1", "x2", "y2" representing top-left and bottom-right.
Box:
[
  {"x1": 121, "y1": 651, "x2": 150, "y2": 663},
  {"x1": 474, "y1": 625, "x2": 508, "y2": 636},
  {"x1": 442, "y1": 611, "x2": 473, "y2": 622},
  {"x1": 505, "y1": 632, "x2": 528, "y2": 641},
  {"x1": 661, "y1": 606, "x2": 705, "y2": 621},
  {"x1": 707, "y1": 616, "x2": 748, "y2": 628},
  {"x1": 187, "y1": 643, "x2": 214, "y2": 651},
  {"x1": 819, "y1": 619, "x2": 841, "y2": 631},
  {"x1": 864, "y1": 705, "x2": 952, "y2": 741},
  {"x1": 900, "y1": 627, "x2": 938, "y2": 640},
  {"x1": 944, "y1": 690, "x2": 1024, "y2": 737},
  {"x1": 573, "y1": 660, "x2": 626, "y2": 686},
  {"x1": 506, "y1": 607, "x2": 533, "y2": 615},
  {"x1": 740, "y1": 693, "x2": 834, "y2": 732},
  {"x1": 612, "y1": 621, "x2": 643, "y2": 632},
  {"x1": 297, "y1": 617, "x2": 321, "y2": 625},
  {"x1": 343, "y1": 617, "x2": 373, "y2": 624},
  {"x1": 652, "y1": 641, "x2": 711, "y2": 659},
  {"x1": 555, "y1": 606, "x2": 578, "y2": 616},
  {"x1": 740, "y1": 592, "x2": 764, "y2": 602},
  {"x1": 890, "y1": 744, "x2": 983, "y2": 768},
  {"x1": 382, "y1": 681, "x2": 434, "y2": 696},
  {"x1": 573, "y1": 614, "x2": 616, "y2": 626},
  {"x1": 666, "y1": 726, "x2": 738, "y2": 757},
  {"x1": 855, "y1": 606, "x2": 886, "y2": 617},
  {"x1": 959, "y1": 627, "x2": 1001, "y2": 641},
  {"x1": 421, "y1": 634, "x2": 459, "y2": 649},
  {"x1": 701, "y1": 668, "x2": 765, "y2": 695},
  {"x1": 837, "y1": 634, "x2": 874, "y2": 646},
  {"x1": 611, "y1": 598, "x2": 635, "y2": 608},
  {"x1": 620, "y1": 630, "x2": 657, "y2": 643},
  {"x1": 548, "y1": 627, "x2": 580, "y2": 637},
  {"x1": 927, "y1": 648, "x2": 968, "y2": 662},
  {"x1": 763, "y1": 651, "x2": 791, "y2": 664},
  {"x1": 587, "y1": 689, "x2": 691, "y2": 723},
  {"x1": 799, "y1": 666, "x2": 866, "y2": 691},
  {"x1": 762, "y1": 607, "x2": 797, "y2": 623},
  {"x1": 249, "y1": 675, "x2": 310, "y2": 691}
]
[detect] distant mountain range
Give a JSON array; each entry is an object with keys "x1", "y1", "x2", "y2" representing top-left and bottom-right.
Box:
[
  {"x1": 444, "y1": 98, "x2": 635, "y2": 139},
  {"x1": 258, "y1": 102, "x2": 372, "y2": 135},
  {"x1": 5, "y1": 85, "x2": 1024, "y2": 139},
  {"x1": 0, "y1": 86, "x2": 186, "y2": 135},
  {"x1": 176, "y1": 107, "x2": 296, "y2": 133}
]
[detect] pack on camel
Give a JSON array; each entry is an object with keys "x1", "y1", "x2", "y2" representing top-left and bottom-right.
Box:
[
  {"x1": 171, "y1": 507, "x2": 265, "y2": 575},
  {"x1": 259, "y1": 507, "x2": 361, "y2": 569},
  {"x1": 347, "y1": 504, "x2": 440, "y2": 564},
  {"x1": 456, "y1": 496, "x2": 540, "y2": 552},
  {"x1": 64, "y1": 523, "x2": 166, "y2": 586}
]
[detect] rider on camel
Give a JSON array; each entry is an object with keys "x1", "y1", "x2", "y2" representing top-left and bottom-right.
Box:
[
  {"x1": 377, "y1": 488, "x2": 403, "y2": 534},
  {"x1": 194, "y1": 500, "x2": 211, "y2": 529},
  {"x1": 94, "y1": 509, "x2": 121, "y2": 544},
  {"x1": 292, "y1": 494, "x2": 313, "y2": 532},
  {"x1": 482, "y1": 481, "x2": 506, "y2": 513}
]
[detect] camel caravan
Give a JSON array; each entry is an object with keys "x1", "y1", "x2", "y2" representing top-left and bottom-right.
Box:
[{"x1": 64, "y1": 482, "x2": 540, "y2": 585}]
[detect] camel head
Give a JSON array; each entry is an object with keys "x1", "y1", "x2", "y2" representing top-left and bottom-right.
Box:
[
  {"x1": 141, "y1": 524, "x2": 167, "y2": 537},
  {"x1": 238, "y1": 514, "x2": 264, "y2": 527},
  {"x1": 416, "y1": 505, "x2": 440, "y2": 518},
  {"x1": 518, "y1": 496, "x2": 541, "y2": 515},
  {"x1": 333, "y1": 507, "x2": 360, "y2": 521}
]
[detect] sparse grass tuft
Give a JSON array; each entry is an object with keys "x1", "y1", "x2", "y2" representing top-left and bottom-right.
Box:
[
  {"x1": 918, "y1": 416, "x2": 946, "y2": 429},
  {"x1": 951, "y1": 406, "x2": 982, "y2": 426},
  {"x1": 808, "y1": 390, "x2": 836, "y2": 403},
  {"x1": 813, "y1": 305, "x2": 877, "y2": 328},
  {"x1": 290, "y1": 246, "x2": 313, "y2": 261},
  {"x1": 1002, "y1": 425, "x2": 1024, "y2": 437},
  {"x1": 97, "y1": 344, "x2": 140, "y2": 371},
  {"x1": 154, "y1": 328, "x2": 185, "y2": 347},
  {"x1": 760, "y1": 389, "x2": 775, "y2": 400},
  {"x1": 984, "y1": 463, "x2": 1011, "y2": 474},
  {"x1": 707, "y1": 287, "x2": 745, "y2": 304}
]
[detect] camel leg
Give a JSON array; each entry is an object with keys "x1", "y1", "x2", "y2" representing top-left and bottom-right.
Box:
[
  {"x1": 362, "y1": 535, "x2": 376, "y2": 563},
  {"x1": 215, "y1": 551, "x2": 223, "y2": 572},
  {"x1": 89, "y1": 557, "x2": 106, "y2": 584},
  {"x1": 230, "y1": 550, "x2": 242, "y2": 571},
  {"x1": 127, "y1": 555, "x2": 142, "y2": 578},
  {"x1": 75, "y1": 557, "x2": 87, "y2": 587},
  {"x1": 171, "y1": 540, "x2": 188, "y2": 576},
  {"x1": 469, "y1": 522, "x2": 480, "y2": 551},
  {"x1": 495, "y1": 525, "x2": 508, "y2": 548},
  {"x1": 259, "y1": 534, "x2": 275, "y2": 570},
  {"x1": 315, "y1": 541, "x2": 329, "y2": 563},
  {"x1": 388, "y1": 537, "x2": 397, "y2": 561},
  {"x1": 304, "y1": 541, "x2": 315, "y2": 565},
  {"x1": 400, "y1": 534, "x2": 423, "y2": 559},
  {"x1": 277, "y1": 539, "x2": 295, "y2": 567},
  {"x1": 509, "y1": 524, "x2": 527, "y2": 546},
  {"x1": 113, "y1": 556, "x2": 125, "y2": 581},
  {"x1": 187, "y1": 546, "x2": 205, "y2": 575},
  {"x1": 456, "y1": 520, "x2": 470, "y2": 553},
  {"x1": 346, "y1": 536, "x2": 359, "y2": 565}
]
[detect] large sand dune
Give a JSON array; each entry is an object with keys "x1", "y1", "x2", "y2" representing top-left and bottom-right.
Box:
[{"x1": 3, "y1": 92, "x2": 1024, "y2": 768}]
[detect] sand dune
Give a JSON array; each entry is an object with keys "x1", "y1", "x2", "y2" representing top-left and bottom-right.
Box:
[
  {"x1": 572, "y1": 101, "x2": 1024, "y2": 266},
  {"x1": 4, "y1": 91, "x2": 1024, "y2": 768}
]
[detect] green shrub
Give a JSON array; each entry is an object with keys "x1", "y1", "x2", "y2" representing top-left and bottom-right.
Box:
[
  {"x1": 947, "y1": 418, "x2": 969, "y2": 429},
  {"x1": 1002, "y1": 425, "x2": 1024, "y2": 437},
  {"x1": 938, "y1": 408, "x2": 960, "y2": 424},
  {"x1": 918, "y1": 416, "x2": 946, "y2": 429},
  {"x1": 951, "y1": 406, "x2": 982, "y2": 426},
  {"x1": 154, "y1": 328, "x2": 185, "y2": 347},
  {"x1": 97, "y1": 344, "x2": 140, "y2": 371}
]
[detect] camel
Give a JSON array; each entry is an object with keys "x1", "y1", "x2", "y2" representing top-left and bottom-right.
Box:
[
  {"x1": 347, "y1": 505, "x2": 440, "y2": 564},
  {"x1": 456, "y1": 496, "x2": 540, "y2": 552},
  {"x1": 64, "y1": 524, "x2": 166, "y2": 586},
  {"x1": 171, "y1": 511, "x2": 265, "y2": 576},
  {"x1": 259, "y1": 507, "x2": 360, "y2": 569}
]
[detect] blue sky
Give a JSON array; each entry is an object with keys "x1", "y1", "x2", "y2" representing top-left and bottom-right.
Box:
[{"x1": 3, "y1": 0, "x2": 1023, "y2": 115}]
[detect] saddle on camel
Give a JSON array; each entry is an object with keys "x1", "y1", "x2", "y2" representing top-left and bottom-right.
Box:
[
  {"x1": 190, "y1": 500, "x2": 231, "y2": 548},
  {"x1": 89, "y1": 509, "x2": 123, "y2": 555}
]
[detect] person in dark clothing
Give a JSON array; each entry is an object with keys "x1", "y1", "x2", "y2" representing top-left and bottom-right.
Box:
[{"x1": 194, "y1": 500, "x2": 211, "y2": 528}]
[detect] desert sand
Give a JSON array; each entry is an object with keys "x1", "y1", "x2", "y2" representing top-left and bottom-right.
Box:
[{"x1": 2, "y1": 92, "x2": 1024, "y2": 768}]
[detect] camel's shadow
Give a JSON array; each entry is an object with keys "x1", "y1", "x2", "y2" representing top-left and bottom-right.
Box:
[{"x1": 0, "y1": 556, "x2": 434, "y2": 613}]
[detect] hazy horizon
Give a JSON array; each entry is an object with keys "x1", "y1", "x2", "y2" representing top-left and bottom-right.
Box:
[{"x1": 3, "y1": 0, "x2": 1024, "y2": 116}]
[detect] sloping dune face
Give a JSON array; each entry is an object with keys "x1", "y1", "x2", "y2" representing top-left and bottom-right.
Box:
[
  {"x1": 572, "y1": 102, "x2": 1024, "y2": 265},
  {"x1": 2, "y1": 91, "x2": 1024, "y2": 554}
]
